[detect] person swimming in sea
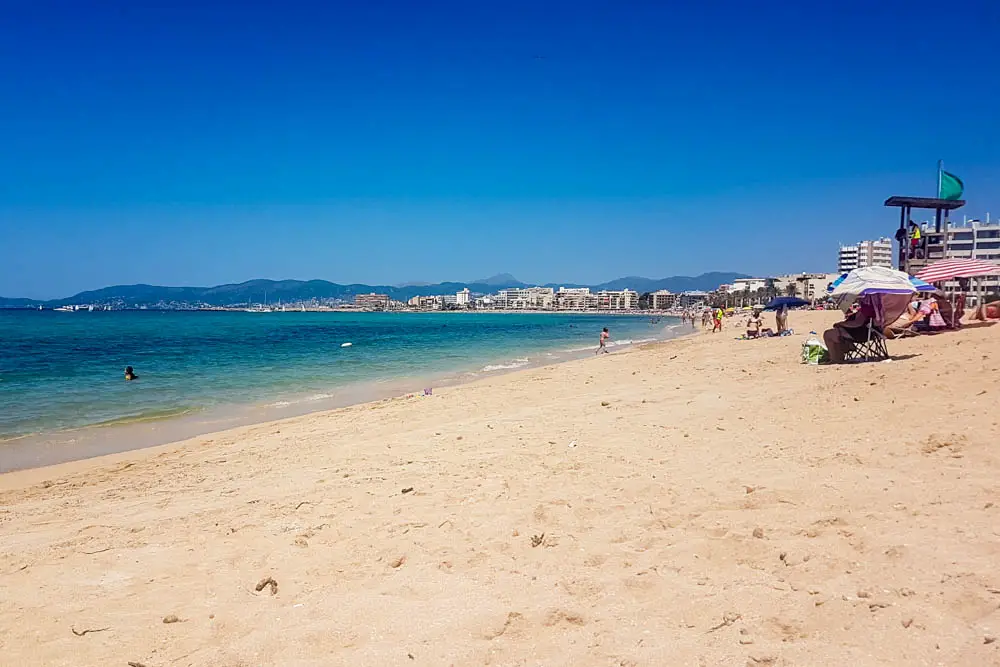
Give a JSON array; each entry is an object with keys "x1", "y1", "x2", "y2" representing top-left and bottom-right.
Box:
[{"x1": 124, "y1": 366, "x2": 138, "y2": 381}]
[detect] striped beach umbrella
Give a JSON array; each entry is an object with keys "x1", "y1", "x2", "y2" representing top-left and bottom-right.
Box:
[{"x1": 915, "y1": 258, "x2": 1000, "y2": 283}]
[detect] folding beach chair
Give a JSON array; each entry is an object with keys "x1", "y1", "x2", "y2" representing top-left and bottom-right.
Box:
[{"x1": 843, "y1": 320, "x2": 889, "y2": 362}]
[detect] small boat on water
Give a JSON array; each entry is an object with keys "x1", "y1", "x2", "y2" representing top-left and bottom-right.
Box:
[
  {"x1": 245, "y1": 291, "x2": 274, "y2": 313},
  {"x1": 54, "y1": 306, "x2": 74, "y2": 312}
]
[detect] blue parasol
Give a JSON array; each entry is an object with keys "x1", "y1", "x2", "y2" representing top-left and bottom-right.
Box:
[
  {"x1": 763, "y1": 296, "x2": 810, "y2": 311},
  {"x1": 909, "y1": 276, "x2": 938, "y2": 292}
]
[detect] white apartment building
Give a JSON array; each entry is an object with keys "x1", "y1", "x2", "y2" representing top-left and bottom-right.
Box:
[
  {"x1": 838, "y1": 238, "x2": 893, "y2": 273},
  {"x1": 943, "y1": 219, "x2": 1000, "y2": 260},
  {"x1": 555, "y1": 287, "x2": 596, "y2": 310},
  {"x1": 731, "y1": 278, "x2": 767, "y2": 293},
  {"x1": 678, "y1": 291, "x2": 709, "y2": 307},
  {"x1": 455, "y1": 288, "x2": 472, "y2": 307},
  {"x1": 408, "y1": 295, "x2": 442, "y2": 310},
  {"x1": 496, "y1": 287, "x2": 555, "y2": 310},
  {"x1": 597, "y1": 289, "x2": 638, "y2": 310},
  {"x1": 645, "y1": 290, "x2": 677, "y2": 310},
  {"x1": 773, "y1": 273, "x2": 840, "y2": 301}
]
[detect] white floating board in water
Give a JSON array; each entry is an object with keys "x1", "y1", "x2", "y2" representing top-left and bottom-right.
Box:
[{"x1": 341, "y1": 342, "x2": 353, "y2": 348}]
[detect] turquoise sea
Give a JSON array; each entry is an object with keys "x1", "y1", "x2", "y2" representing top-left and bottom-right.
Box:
[{"x1": 0, "y1": 311, "x2": 683, "y2": 468}]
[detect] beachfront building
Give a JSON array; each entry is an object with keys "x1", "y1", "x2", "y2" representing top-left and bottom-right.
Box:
[
  {"x1": 732, "y1": 278, "x2": 768, "y2": 293},
  {"x1": 474, "y1": 295, "x2": 496, "y2": 309},
  {"x1": 354, "y1": 293, "x2": 390, "y2": 311},
  {"x1": 597, "y1": 289, "x2": 638, "y2": 310},
  {"x1": 773, "y1": 273, "x2": 840, "y2": 302},
  {"x1": 678, "y1": 291, "x2": 709, "y2": 307},
  {"x1": 407, "y1": 295, "x2": 442, "y2": 310},
  {"x1": 639, "y1": 290, "x2": 677, "y2": 310},
  {"x1": 496, "y1": 287, "x2": 555, "y2": 310},
  {"x1": 455, "y1": 288, "x2": 472, "y2": 307},
  {"x1": 837, "y1": 238, "x2": 893, "y2": 273},
  {"x1": 554, "y1": 287, "x2": 597, "y2": 310}
]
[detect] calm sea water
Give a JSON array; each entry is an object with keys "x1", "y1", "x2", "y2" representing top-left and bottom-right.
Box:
[{"x1": 0, "y1": 311, "x2": 680, "y2": 443}]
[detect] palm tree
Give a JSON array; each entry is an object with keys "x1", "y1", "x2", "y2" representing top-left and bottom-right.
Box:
[{"x1": 784, "y1": 283, "x2": 799, "y2": 298}]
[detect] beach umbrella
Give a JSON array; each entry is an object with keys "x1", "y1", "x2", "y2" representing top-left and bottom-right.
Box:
[
  {"x1": 830, "y1": 266, "x2": 917, "y2": 299},
  {"x1": 916, "y1": 258, "x2": 1000, "y2": 326},
  {"x1": 909, "y1": 276, "x2": 938, "y2": 292},
  {"x1": 827, "y1": 271, "x2": 936, "y2": 294},
  {"x1": 827, "y1": 273, "x2": 848, "y2": 293},
  {"x1": 763, "y1": 296, "x2": 809, "y2": 311},
  {"x1": 915, "y1": 258, "x2": 1000, "y2": 283},
  {"x1": 826, "y1": 273, "x2": 938, "y2": 294}
]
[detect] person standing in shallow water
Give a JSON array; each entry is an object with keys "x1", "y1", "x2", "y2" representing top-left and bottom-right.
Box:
[
  {"x1": 597, "y1": 327, "x2": 610, "y2": 354},
  {"x1": 124, "y1": 366, "x2": 138, "y2": 381}
]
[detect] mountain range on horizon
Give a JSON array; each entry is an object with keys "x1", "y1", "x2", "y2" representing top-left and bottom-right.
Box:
[{"x1": 0, "y1": 272, "x2": 749, "y2": 308}]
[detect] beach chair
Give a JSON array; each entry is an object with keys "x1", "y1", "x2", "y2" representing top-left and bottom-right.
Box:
[{"x1": 843, "y1": 320, "x2": 889, "y2": 362}]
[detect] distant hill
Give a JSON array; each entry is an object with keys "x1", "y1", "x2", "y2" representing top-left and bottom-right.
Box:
[
  {"x1": 590, "y1": 272, "x2": 749, "y2": 294},
  {"x1": 471, "y1": 273, "x2": 526, "y2": 287},
  {"x1": 0, "y1": 272, "x2": 749, "y2": 308}
]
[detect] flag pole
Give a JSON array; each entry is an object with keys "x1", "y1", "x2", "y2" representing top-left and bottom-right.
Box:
[{"x1": 937, "y1": 159, "x2": 943, "y2": 199}]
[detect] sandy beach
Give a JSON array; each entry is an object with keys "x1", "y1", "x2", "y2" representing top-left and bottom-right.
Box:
[{"x1": 2, "y1": 310, "x2": 999, "y2": 666}]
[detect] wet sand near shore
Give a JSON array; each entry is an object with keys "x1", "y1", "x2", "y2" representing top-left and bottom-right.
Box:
[{"x1": 2, "y1": 311, "x2": 999, "y2": 666}]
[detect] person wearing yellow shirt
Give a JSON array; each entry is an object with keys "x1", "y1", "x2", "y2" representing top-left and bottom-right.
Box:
[{"x1": 909, "y1": 222, "x2": 922, "y2": 259}]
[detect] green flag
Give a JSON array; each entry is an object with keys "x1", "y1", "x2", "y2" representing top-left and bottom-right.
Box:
[{"x1": 939, "y1": 170, "x2": 964, "y2": 200}]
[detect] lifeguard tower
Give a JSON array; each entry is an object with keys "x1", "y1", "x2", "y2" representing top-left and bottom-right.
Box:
[{"x1": 883, "y1": 195, "x2": 965, "y2": 274}]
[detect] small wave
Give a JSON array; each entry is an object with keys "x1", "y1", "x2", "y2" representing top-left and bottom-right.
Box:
[
  {"x1": 565, "y1": 337, "x2": 656, "y2": 353},
  {"x1": 269, "y1": 400, "x2": 293, "y2": 408},
  {"x1": 306, "y1": 393, "x2": 334, "y2": 401},
  {"x1": 609, "y1": 337, "x2": 655, "y2": 347},
  {"x1": 481, "y1": 358, "x2": 530, "y2": 372},
  {"x1": 88, "y1": 406, "x2": 201, "y2": 429}
]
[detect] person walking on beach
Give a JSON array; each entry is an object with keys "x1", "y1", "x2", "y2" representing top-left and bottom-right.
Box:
[
  {"x1": 712, "y1": 308, "x2": 723, "y2": 333},
  {"x1": 597, "y1": 327, "x2": 610, "y2": 354}
]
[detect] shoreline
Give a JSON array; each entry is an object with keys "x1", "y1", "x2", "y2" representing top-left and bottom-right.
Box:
[{"x1": 0, "y1": 321, "x2": 696, "y2": 474}]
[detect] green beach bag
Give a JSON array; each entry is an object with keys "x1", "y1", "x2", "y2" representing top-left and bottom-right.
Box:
[{"x1": 801, "y1": 338, "x2": 829, "y2": 365}]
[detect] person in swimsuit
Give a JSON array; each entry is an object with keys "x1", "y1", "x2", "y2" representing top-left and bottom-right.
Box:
[
  {"x1": 746, "y1": 310, "x2": 763, "y2": 338},
  {"x1": 597, "y1": 327, "x2": 610, "y2": 354},
  {"x1": 124, "y1": 366, "x2": 138, "y2": 381}
]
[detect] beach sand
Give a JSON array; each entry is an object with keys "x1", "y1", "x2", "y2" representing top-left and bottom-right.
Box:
[{"x1": 2, "y1": 311, "x2": 999, "y2": 666}]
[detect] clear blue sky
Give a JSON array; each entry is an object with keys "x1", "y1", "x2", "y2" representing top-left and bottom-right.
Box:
[{"x1": 2, "y1": 0, "x2": 999, "y2": 298}]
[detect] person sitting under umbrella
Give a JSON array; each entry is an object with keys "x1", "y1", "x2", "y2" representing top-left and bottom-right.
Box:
[
  {"x1": 823, "y1": 299, "x2": 876, "y2": 363},
  {"x1": 884, "y1": 295, "x2": 933, "y2": 338}
]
